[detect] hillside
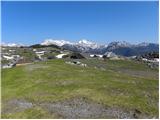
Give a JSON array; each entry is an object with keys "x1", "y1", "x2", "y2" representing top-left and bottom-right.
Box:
[{"x1": 1, "y1": 59, "x2": 158, "y2": 118}]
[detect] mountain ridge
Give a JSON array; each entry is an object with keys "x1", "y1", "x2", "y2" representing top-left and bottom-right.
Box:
[
  {"x1": 41, "y1": 39, "x2": 159, "y2": 56},
  {"x1": 2, "y1": 39, "x2": 159, "y2": 57}
]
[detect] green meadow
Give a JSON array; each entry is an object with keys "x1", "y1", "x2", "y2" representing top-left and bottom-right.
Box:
[{"x1": 1, "y1": 59, "x2": 159, "y2": 118}]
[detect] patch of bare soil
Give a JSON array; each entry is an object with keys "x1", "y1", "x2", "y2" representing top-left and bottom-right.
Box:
[
  {"x1": 2, "y1": 97, "x2": 153, "y2": 119},
  {"x1": 25, "y1": 64, "x2": 49, "y2": 71},
  {"x1": 2, "y1": 99, "x2": 33, "y2": 114},
  {"x1": 40, "y1": 97, "x2": 149, "y2": 119}
]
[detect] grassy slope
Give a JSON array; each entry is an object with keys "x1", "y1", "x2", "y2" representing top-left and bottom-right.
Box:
[{"x1": 1, "y1": 59, "x2": 159, "y2": 118}]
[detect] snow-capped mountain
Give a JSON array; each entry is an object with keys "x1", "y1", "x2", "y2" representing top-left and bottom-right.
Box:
[
  {"x1": 41, "y1": 39, "x2": 73, "y2": 46},
  {"x1": 137, "y1": 42, "x2": 150, "y2": 47},
  {"x1": 40, "y1": 39, "x2": 158, "y2": 56},
  {"x1": 62, "y1": 39, "x2": 105, "y2": 53},
  {"x1": 41, "y1": 39, "x2": 104, "y2": 52},
  {"x1": 41, "y1": 39, "x2": 101, "y2": 49},
  {"x1": 77, "y1": 39, "x2": 100, "y2": 49},
  {"x1": 1, "y1": 42, "x2": 24, "y2": 47},
  {"x1": 105, "y1": 41, "x2": 158, "y2": 56},
  {"x1": 107, "y1": 41, "x2": 132, "y2": 51},
  {"x1": 2, "y1": 39, "x2": 158, "y2": 57}
]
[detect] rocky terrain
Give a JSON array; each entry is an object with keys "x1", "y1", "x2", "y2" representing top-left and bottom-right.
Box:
[{"x1": 1, "y1": 40, "x2": 159, "y2": 69}]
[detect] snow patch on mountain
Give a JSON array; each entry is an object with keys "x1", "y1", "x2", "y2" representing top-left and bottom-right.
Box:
[
  {"x1": 77, "y1": 39, "x2": 100, "y2": 49},
  {"x1": 41, "y1": 39, "x2": 103, "y2": 49},
  {"x1": 137, "y1": 42, "x2": 150, "y2": 47},
  {"x1": 41, "y1": 39, "x2": 73, "y2": 46},
  {"x1": 107, "y1": 41, "x2": 132, "y2": 50},
  {"x1": 1, "y1": 42, "x2": 24, "y2": 47}
]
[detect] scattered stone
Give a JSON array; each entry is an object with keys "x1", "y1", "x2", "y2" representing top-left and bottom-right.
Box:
[
  {"x1": 2, "y1": 98, "x2": 154, "y2": 119},
  {"x1": 40, "y1": 97, "x2": 136, "y2": 119},
  {"x1": 2, "y1": 99, "x2": 33, "y2": 114},
  {"x1": 65, "y1": 61, "x2": 87, "y2": 67}
]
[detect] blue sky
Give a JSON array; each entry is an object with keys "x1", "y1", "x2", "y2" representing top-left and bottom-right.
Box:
[{"x1": 2, "y1": 1, "x2": 159, "y2": 45}]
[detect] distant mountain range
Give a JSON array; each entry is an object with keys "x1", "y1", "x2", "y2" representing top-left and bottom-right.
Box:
[
  {"x1": 2, "y1": 39, "x2": 159, "y2": 57},
  {"x1": 41, "y1": 39, "x2": 104, "y2": 49},
  {"x1": 1, "y1": 42, "x2": 24, "y2": 47},
  {"x1": 40, "y1": 39, "x2": 158, "y2": 56},
  {"x1": 106, "y1": 41, "x2": 159, "y2": 56}
]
